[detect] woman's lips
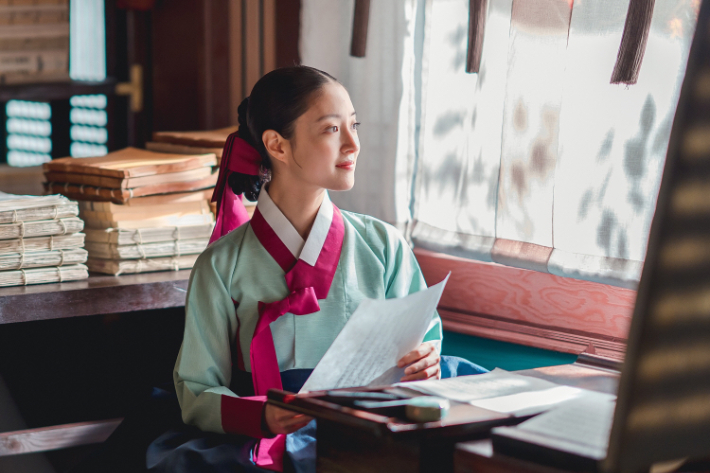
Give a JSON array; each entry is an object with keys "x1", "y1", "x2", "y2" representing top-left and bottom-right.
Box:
[{"x1": 336, "y1": 161, "x2": 355, "y2": 170}]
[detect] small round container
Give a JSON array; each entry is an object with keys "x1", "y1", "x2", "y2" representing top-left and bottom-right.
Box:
[{"x1": 404, "y1": 396, "x2": 450, "y2": 422}]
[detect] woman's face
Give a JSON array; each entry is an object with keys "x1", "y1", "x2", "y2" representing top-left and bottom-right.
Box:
[{"x1": 285, "y1": 82, "x2": 360, "y2": 192}]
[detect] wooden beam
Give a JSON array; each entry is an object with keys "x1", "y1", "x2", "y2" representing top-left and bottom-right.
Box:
[
  {"x1": 350, "y1": 0, "x2": 371, "y2": 58},
  {"x1": 229, "y1": 0, "x2": 244, "y2": 115},
  {"x1": 0, "y1": 419, "x2": 122, "y2": 456},
  {"x1": 466, "y1": 0, "x2": 487, "y2": 74},
  {"x1": 244, "y1": 0, "x2": 262, "y2": 94},
  {"x1": 611, "y1": 0, "x2": 655, "y2": 84}
]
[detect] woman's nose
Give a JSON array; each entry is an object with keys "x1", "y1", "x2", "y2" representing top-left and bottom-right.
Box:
[{"x1": 342, "y1": 128, "x2": 360, "y2": 154}]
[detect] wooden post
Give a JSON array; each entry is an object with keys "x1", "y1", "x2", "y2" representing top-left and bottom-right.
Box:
[
  {"x1": 611, "y1": 0, "x2": 655, "y2": 85},
  {"x1": 350, "y1": 0, "x2": 371, "y2": 58},
  {"x1": 466, "y1": 0, "x2": 487, "y2": 74},
  {"x1": 49, "y1": 99, "x2": 71, "y2": 159}
]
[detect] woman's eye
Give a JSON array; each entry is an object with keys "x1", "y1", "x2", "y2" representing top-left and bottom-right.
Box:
[
  {"x1": 327, "y1": 125, "x2": 339, "y2": 133},
  {"x1": 352, "y1": 122, "x2": 361, "y2": 131}
]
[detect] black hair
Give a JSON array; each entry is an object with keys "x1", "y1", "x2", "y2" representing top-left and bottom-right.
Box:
[{"x1": 228, "y1": 65, "x2": 337, "y2": 201}]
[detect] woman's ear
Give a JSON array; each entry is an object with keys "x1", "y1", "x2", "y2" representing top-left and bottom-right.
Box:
[{"x1": 262, "y1": 130, "x2": 289, "y2": 165}]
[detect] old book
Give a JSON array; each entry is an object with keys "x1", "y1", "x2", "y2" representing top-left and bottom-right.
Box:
[
  {"x1": 0, "y1": 233, "x2": 85, "y2": 255},
  {"x1": 0, "y1": 248, "x2": 88, "y2": 270},
  {"x1": 45, "y1": 166, "x2": 213, "y2": 190},
  {"x1": 152, "y1": 126, "x2": 237, "y2": 148},
  {"x1": 83, "y1": 224, "x2": 214, "y2": 245},
  {"x1": 0, "y1": 264, "x2": 88, "y2": 287},
  {"x1": 146, "y1": 141, "x2": 223, "y2": 162},
  {"x1": 0, "y1": 217, "x2": 84, "y2": 240},
  {"x1": 0, "y1": 49, "x2": 67, "y2": 74},
  {"x1": 79, "y1": 199, "x2": 209, "y2": 215},
  {"x1": 83, "y1": 212, "x2": 214, "y2": 230},
  {"x1": 43, "y1": 173, "x2": 218, "y2": 203},
  {"x1": 87, "y1": 254, "x2": 199, "y2": 276},
  {"x1": 116, "y1": 189, "x2": 213, "y2": 207},
  {"x1": 0, "y1": 192, "x2": 72, "y2": 212},
  {"x1": 0, "y1": 203, "x2": 78, "y2": 224},
  {"x1": 80, "y1": 206, "x2": 210, "y2": 222},
  {"x1": 0, "y1": 69, "x2": 69, "y2": 84},
  {"x1": 84, "y1": 238, "x2": 208, "y2": 259},
  {"x1": 43, "y1": 147, "x2": 217, "y2": 179}
]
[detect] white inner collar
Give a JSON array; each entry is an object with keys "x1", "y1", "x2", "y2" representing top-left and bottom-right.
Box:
[{"x1": 257, "y1": 188, "x2": 333, "y2": 266}]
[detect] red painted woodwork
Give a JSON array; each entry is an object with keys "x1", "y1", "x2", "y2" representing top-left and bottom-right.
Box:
[{"x1": 414, "y1": 249, "x2": 637, "y2": 359}]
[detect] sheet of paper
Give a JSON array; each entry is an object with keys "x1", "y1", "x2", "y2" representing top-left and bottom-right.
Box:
[
  {"x1": 300, "y1": 274, "x2": 449, "y2": 393},
  {"x1": 512, "y1": 395, "x2": 617, "y2": 459},
  {"x1": 395, "y1": 368, "x2": 561, "y2": 402},
  {"x1": 472, "y1": 385, "x2": 616, "y2": 417}
]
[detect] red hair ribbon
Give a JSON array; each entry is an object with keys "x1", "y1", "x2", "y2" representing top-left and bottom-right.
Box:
[{"x1": 209, "y1": 132, "x2": 262, "y2": 244}]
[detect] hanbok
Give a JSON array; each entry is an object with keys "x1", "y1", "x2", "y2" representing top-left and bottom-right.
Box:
[{"x1": 145, "y1": 188, "x2": 485, "y2": 472}]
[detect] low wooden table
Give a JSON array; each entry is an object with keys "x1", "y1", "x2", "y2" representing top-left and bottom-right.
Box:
[{"x1": 270, "y1": 361, "x2": 621, "y2": 473}]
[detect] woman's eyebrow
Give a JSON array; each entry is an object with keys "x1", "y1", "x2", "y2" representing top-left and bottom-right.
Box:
[{"x1": 316, "y1": 111, "x2": 357, "y2": 121}]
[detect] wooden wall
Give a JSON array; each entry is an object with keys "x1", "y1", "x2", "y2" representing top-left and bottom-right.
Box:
[{"x1": 150, "y1": 0, "x2": 301, "y2": 134}]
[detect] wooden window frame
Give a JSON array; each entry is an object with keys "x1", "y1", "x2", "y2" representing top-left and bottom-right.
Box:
[{"x1": 414, "y1": 248, "x2": 636, "y2": 361}]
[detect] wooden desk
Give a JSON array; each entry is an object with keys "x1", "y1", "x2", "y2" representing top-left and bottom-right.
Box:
[
  {"x1": 455, "y1": 363, "x2": 620, "y2": 473},
  {"x1": 0, "y1": 270, "x2": 190, "y2": 324},
  {"x1": 0, "y1": 271, "x2": 190, "y2": 457}
]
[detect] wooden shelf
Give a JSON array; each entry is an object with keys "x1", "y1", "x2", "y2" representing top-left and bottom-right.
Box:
[
  {"x1": 0, "y1": 270, "x2": 190, "y2": 324},
  {"x1": 0, "y1": 78, "x2": 119, "y2": 103}
]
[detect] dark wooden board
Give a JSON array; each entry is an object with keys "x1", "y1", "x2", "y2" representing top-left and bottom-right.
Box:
[
  {"x1": 0, "y1": 79, "x2": 118, "y2": 103},
  {"x1": 0, "y1": 419, "x2": 123, "y2": 457},
  {"x1": 0, "y1": 270, "x2": 190, "y2": 324}
]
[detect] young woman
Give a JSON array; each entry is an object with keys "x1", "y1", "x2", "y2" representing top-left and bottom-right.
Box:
[{"x1": 146, "y1": 66, "x2": 486, "y2": 473}]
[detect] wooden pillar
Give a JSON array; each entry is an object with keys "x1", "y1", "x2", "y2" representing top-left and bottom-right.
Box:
[
  {"x1": 466, "y1": 0, "x2": 487, "y2": 74},
  {"x1": 350, "y1": 0, "x2": 370, "y2": 58},
  {"x1": 126, "y1": 9, "x2": 152, "y2": 146},
  {"x1": 611, "y1": 0, "x2": 655, "y2": 85}
]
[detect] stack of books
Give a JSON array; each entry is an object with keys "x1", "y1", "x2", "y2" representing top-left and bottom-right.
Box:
[
  {"x1": 146, "y1": 126, "x2": 238, "y2": 165},
  {"x1": 43, "y1": 147, "x2": 218, "y2": 275},
  {"x1": 0, "y1": 0, "x2": 70, "y2": 85},
  {"x1": 0, "y1": 192, "x2": 87, "y2": 287},
  {"x1": 146, "y1": 126, "x2": 257, "y2": 216}
]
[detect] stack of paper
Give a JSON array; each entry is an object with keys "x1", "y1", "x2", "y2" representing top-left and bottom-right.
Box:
[
  {"x1": 0, "y1": 192, "x2": 87, "y2": 287},
  {"x1": 0, "y1": 0, "x2": 70, "y2": 85},
  {"x1": 80, "y1": 200, "x2": 212, "y2": 275},
  {"x1": 146, "y1": 126, "x2": 239, "y2": 165},
  {"x1": 397, "y1": 368, "x2": 616, "y2": 417},
  {"x1": 42, "y1": 147, "x2": 218, "y2": 275}
]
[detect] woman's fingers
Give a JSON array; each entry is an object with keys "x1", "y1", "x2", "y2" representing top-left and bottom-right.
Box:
[
  {"x1": 397, "y1": 342, "x2": 436, "y2": 368},
  {"x1": 265, "y1": 405, "x2": 314, "y2": 434},
  {"x1": 404, "y1": 352, "x2": 440, "y2": 375},
  {"x1": 400, "y1": 362, "x2": 441, "y2": 382}
]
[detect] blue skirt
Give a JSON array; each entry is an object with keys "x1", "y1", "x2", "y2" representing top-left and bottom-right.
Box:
[{"x1": 146, "y1": 356, "x2": 487, "y2": 473}]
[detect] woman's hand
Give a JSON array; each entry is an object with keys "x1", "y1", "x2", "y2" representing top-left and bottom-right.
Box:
[
  {"x1": 264, "y1": 404, "x2": 313, "y2": 435},
  {"x1": 397, "y1": 341, "x2": 441, "y2": 382}
]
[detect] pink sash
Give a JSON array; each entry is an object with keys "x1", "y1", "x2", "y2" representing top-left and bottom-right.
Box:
[{"x1": 248, "y1": 204, "x2": 345, "y2": 471}]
